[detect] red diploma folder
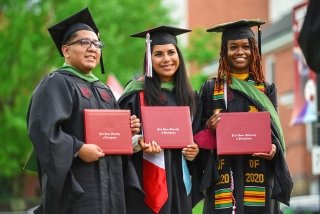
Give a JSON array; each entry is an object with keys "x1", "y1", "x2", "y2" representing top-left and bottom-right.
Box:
[
  {"x1": 140, "y1": 106, "x2": 193, "y2": 148},
  {"x1": 84, "y1": 109, "x2": 133, "y2": 154},
  {"x1": 216, "y1": 112, "x2": 272, "y2": 155}
]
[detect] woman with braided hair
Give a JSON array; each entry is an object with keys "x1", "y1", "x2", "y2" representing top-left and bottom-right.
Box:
[
  {"x1": 195, "y1": 19, "x2": 293, "y2": 214},
  {"x1": 217, "y1": 37, "x2": 264, "y2": 87}
]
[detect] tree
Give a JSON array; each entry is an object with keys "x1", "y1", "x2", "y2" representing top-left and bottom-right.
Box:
[
  {"x1": 0, "y1": 0, "x2": 172, "y2": 208},
  {"x1": 185, "y1": 27, "x2": 221, "y2": 91},
  {"x1": 186, "y1": 27, "x2": 220, "y2": 67}
]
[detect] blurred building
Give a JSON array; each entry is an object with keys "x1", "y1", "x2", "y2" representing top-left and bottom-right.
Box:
[{"x1": 186, "y1": 0, "x2": 317, "y2": 196}]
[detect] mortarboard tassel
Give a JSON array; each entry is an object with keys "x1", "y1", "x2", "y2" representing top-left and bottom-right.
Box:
[
  {"x1": 98, "y1": 32, "x2": 105, "y2": 74},
  {"x1": 258, "y1": 25, "x2": 262, "y2": 56},
  {"x1": 145, "y1": 32, "x2": 153, "y2": 77},
  {"x1": 100, "y1": 54, "x2": 105, "y2": 74}
]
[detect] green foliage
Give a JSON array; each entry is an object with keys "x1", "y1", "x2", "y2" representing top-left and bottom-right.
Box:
[
  {"x1": 185, "y1": 27, "x2": 220, "y2": 92},
  {"x1": 185, "y1": 27, "x2": 220, "y2": 67},
  {"x1": 189, "y1": 72, "x2": 210, "y2": 92},
  {"x1": 0, "y1": 0, "x2": 172, "y2": 200},
  {"x1": 0, "y1": 1, "x2": 53, "y2": 179}
]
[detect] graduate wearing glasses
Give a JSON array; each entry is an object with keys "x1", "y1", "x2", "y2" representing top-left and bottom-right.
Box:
[{"x1": 27, "y1": 8, "x2": 140, "y2": 213}]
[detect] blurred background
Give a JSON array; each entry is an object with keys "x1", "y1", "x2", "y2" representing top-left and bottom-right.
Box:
[{"x1": 0, "y1": 0, "x2": 318, "y2": 213}]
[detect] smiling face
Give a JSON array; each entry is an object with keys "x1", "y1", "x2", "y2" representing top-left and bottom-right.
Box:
[
  {"x1": 62, "y1": 30, "x2": 101, "y2": 73},
  {"x1": 151, "y1": 44, "x2": 180, "y2": 82},
  {"x1": 227, "y1": 38, "x2": 252, "y2": 74}
]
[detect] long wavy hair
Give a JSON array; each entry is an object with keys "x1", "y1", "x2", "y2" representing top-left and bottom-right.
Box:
[
  {"x1": 215, "y1": 37, "x2": 265, "y2": 89},
  {"x1": 143, "y1": 45, "x2": 196, "y2": 115}
]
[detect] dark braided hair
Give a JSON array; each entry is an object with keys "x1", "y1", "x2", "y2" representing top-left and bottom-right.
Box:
[{"x1": 216, "y1": 37, "x2": 265, "y2": 90}]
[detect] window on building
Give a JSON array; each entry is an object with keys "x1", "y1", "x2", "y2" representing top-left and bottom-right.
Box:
[{"x1": 265, "y1": 55, "x2": 276, "y2": 83}]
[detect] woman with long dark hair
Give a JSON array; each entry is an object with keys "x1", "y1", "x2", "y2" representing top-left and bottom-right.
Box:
[{"x1": 119, "y1": 26, "x2": 202, "y2": 214}]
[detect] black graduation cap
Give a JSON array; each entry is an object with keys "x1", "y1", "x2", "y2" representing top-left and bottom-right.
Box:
[
  {"x1": 131, "y1": 25, "x2": 191, "y2": 46},
  {"x1": 131, "y1": 26, "x2": 191, "y2": 77},
  {"x1": 298, "y1": 0, "x2": 320, "y2": 73},
  {"x1": 207, "y1": 19, "x2": 266, "y2": 55},
  {"x1": 48, "y1": 7, "x2": 105, "y2": 73}
]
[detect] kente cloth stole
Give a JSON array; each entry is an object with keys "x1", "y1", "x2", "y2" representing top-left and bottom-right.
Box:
[
  {"x1": 212, "y1": 78, "x2": 267, "y2": 212},
  {"x1": 212, "y1": 78, "x2": 265, "y2": 110},
  {"x1": 214, "y1": 157, "x2": 267, "y2": 212}
]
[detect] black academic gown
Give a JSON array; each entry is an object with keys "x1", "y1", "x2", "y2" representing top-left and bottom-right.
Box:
[
  {"x1": 298, "y1": 0, "x2": 320, "y2": 73},
  {"x1": 119, "y1": 88, "x2": 202, "y2": 214},
  {"x1": 27, "y1": 70, "x2": 126, "y2": 214},
  {"x1": 197, "y1": 79, "x2": 293, "y2": 214}
]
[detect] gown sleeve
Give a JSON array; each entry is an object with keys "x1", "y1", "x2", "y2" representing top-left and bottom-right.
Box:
[
  {"x1": 118, "y1": 91, "x2": 144, "y2": 192},
  {"x1": 27, "y1": 72, "x2": 82, "y2": 209},
  {"x1": 265, "y1": 82, "x2": 278, "y2": 112},
  {"x1": 191, "y1": 91, "x2": 203, "y2": 135},
  {"x1": 263, "y1": 82, "x2": 293, "y2": 205},
  {"x1": 192, "y1": 80, "x2": 220, "y2": 205},
  {"x1": 199, "y1": 79, "x2": 216, "y2": 127}
]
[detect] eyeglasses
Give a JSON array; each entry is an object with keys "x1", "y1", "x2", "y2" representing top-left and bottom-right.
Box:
[{"x1": 67, "y1": 39, "x2": 104, "y2": 50}]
